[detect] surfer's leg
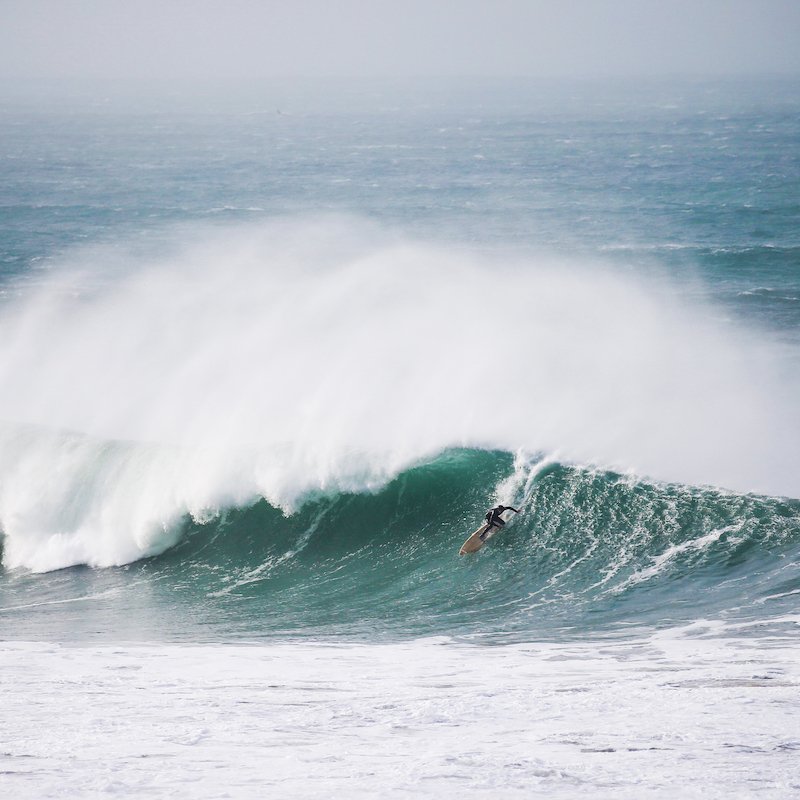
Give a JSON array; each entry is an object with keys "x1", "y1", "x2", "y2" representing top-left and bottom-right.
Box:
[{"x1": 481, "y1": 518, "x2": 506, "y2": 541}]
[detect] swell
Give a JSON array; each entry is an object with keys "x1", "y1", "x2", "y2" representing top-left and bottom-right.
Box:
[{"x1": 130, "y1": 449, "x2": 800, "y2": 639}]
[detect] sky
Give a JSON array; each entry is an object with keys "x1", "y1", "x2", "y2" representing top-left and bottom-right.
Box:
[{"x1": 1, "y1": 0, "x2": 799, "y2": 84}]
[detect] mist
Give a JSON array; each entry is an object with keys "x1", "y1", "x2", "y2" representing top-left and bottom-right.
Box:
[{"x1": 1, "y1": 0, "x2": 799, "y2": 99}]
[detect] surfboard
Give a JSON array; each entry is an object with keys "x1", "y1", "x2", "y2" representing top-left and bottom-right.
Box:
[{"x1": 459, "y1": 513, "x2": 508, "y2": 555}]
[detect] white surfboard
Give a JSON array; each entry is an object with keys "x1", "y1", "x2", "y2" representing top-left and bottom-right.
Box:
[{"x1": 459, "y1": 512, "x2": 509, "y2": 555}]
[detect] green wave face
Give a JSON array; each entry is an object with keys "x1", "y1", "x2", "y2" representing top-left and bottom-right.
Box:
[{"x1": 77, "y1": 449, "x2": 794, "y2": 644}]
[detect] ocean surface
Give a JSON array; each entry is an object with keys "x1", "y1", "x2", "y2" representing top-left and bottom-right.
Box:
[{"x1": 1, "y1": 77, "x2": 799, "y2": 797}]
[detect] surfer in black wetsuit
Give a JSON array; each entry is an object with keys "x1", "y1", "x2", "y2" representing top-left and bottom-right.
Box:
[{"x1": 480, "y1": 504, "x2": 520, "y2": 540}]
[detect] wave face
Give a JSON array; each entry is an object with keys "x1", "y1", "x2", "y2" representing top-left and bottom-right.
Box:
[
  {"x1": 2, "y1": 448, "x2": 798, "y2": 642},
  {"x1": 162, "y1": 448, "x2": 800, "y2": 639}
]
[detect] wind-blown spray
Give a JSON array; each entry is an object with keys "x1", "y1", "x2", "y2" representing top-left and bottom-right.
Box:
[{"x1": 0, "y1": 218, "x2": 796, "y2": 570}]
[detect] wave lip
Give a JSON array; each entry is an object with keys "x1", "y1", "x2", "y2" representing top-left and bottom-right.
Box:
[{"x1": 0, "y1": 421, "x2": 422, "y2": 573}]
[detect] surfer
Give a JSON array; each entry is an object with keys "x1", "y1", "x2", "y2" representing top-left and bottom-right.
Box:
[{"x1": 480, "y1": 504, "x2": 520, "y2": 540}]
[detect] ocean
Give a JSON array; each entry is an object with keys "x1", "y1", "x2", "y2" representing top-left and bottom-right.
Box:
[{"x1": 1, "y1": 77, "x2": 799, "y2": 797}]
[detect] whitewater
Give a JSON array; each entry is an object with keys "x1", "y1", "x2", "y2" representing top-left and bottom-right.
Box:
[{"x1": 1, "y1": 78, "x2": 799, "y2": 797}]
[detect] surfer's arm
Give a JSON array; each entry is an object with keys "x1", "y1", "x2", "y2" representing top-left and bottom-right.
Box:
[{"x1": 508, "y1": 506, "x2": 520, "y2": 513}]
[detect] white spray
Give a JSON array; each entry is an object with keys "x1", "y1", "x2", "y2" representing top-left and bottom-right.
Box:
[{"x1": 0, "y1": 217, "x2": 796, "y2": 570}]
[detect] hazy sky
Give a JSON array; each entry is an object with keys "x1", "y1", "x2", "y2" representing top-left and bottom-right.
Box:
[{"x1": 1, "y1": 0, "x2": 799, "y2": 82}]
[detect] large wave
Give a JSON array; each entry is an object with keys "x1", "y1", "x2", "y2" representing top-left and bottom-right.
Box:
[
  {"x1": 0, "y1": 218, "x2": 798, "y2": 572},
  {"x1": 4, "y1": 449, "x2": 797, "y2": 641}
]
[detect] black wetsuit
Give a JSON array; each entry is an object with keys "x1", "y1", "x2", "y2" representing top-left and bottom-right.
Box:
[{"x1": 481, "y1": 504, "x2": 520, "y2": 539}]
